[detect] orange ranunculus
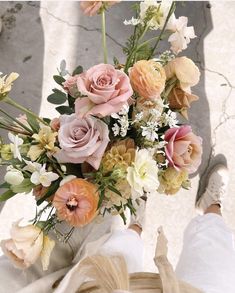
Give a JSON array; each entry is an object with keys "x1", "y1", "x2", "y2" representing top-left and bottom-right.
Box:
[
  {"x1": 129, "y1": 60, "x2": 166, "y2": 100},
  {"x1": 53, "y1": 178, "x2": 99, "y2": 227}
]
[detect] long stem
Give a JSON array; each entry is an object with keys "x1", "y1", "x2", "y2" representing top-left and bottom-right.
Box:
[
  {"x1": 4, "y1": 96, "x2": 47, "y2": 125},
  {"x1": 101, "y1": 9, "x2": 108, "y2": 63},
  {"x1": 148, "y1": 2, "x2": 176, "y2": 60}
]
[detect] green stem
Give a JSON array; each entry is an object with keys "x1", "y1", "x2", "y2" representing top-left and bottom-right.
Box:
[
  {"x1": 101, "y1": 8, "x2": 108, "y2": 63},
  {"x1": 148, "y1": 2, "x2": 176, "y2": 60},
  {"x1": 124, "y1": 23, "x2": 149, "y2": 73},
  {"x1": 4, "y1": 96, "x2": 47, "y2": 126},
  {"x1": 0, "y1": 108, "x2": 33, "y2": 134}
]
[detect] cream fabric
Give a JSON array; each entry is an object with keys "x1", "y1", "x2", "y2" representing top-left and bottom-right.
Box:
[{"x1": 176, "y1": 214, "x2": 235, "y2": 293}]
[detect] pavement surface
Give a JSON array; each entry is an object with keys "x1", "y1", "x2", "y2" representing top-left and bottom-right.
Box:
[{"x1": 0, "y1": 1, "x2": 235, "y2": 272}]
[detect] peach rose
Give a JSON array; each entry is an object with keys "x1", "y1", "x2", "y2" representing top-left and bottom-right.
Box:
[
  {"x1": 50, "y1": 117, "x2": 60, "y2": 132},
  {"x1": 168, "y1": 87, "x2": 199, "y2": 119},
  {"x1": 164, "y1": 57, "x2": 200, "y2": 92},
  {"x1": 80, "y1": 1, "x2": 119, "y2": 16},
  {"x1": 0, "y1": 221, "x2": 55, "y2": 270},
  {"x1": 129, "y1": 60, "x2": 166, "y2": 100},
  {"x1": 53, "y1": 178, "x2": 99, "y2": 227},
  {"x1": 54, "y1": 114, "x2": 109, "y2": 170},
  {"x1": 165, "y1": 125, "x2": 202, "y2": 174},
  {"x1": 75, "y1": 63, "x2": 133, "y2": 118}
]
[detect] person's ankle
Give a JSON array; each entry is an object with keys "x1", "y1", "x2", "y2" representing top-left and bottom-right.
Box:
[{"x1": 205, "y1": 204, "x2": 222, "y2": 216}]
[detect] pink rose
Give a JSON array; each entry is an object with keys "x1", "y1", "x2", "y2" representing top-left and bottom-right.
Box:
[
  {"x1": 54, "y1": 114, "x2": 110, "y2": 170},
  {"x1": 50, "y1": 117, "x2": 60, "y2": 131},
  {"x1": 165, "y1": 125, "x2": 202, "y2": 174},
  {"x1": 80, "y1": 1, "x2": 119, "y2": 17},
  {"x1": 75, "y1": 63, "x2": 133, "y2": 118},
  {"x1": 80, "y1": 1, "x2": 102, "y2": 16},
  {"x1": 63, "y1": 75, "x2": 80, "y2": 98}
]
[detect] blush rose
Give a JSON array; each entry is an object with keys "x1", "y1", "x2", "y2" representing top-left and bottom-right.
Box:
[
  {"x1": 54, "y1": 114, "x2": 110, "y2": 170},
  {"x1": 75, "y1": 63, "x2": 133, "y2": 118},
  {"x1": 165, "y1": 125, "x2": 202, "y2": 174}
]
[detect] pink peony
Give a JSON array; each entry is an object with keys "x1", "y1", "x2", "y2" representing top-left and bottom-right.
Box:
[
  {"x1": 75, "y1": 63, "x2": 133, "y2": 118},
  {"x1": 54, "y1": 114, "x2": 110, "y2": 170},
  {"x1": 165, "y1": 125, "x2": 202, "y2": 174}
]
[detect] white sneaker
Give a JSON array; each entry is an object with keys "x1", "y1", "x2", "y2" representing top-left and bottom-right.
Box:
[{"x1": 196, "y1": 164, "x2": 229, "y2": 214}]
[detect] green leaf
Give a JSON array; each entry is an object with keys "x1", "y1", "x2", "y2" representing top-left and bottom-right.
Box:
[
  {"x1": 98, "y1": 188, "x2": 105, "y2": 209},
  {"x1": 10, "y1": 178, "x2": 34, "y2": 194},
  {"x1": 0, "y1": 190, "x2": 16, "y2": 202},
  {"x1": 113, "y1": 56, "x2": 120, "y2": 66},
  {"x1": 107, "y1": 185, "x2": 122, "y2": 196},
  {"x1": 0, "y1": 182, "x2": 10, "y2": 189},
  {"x1": 37, "y1": 180, "x2": 61, "y2": 205},
  {"x1": 26, "y1": 113, "x2": 40, "y2": 132},
  {"x1": 55, "y1": 106, "x2": 74, "y2": 115},
  {"x1": 72, "y1": 66, "x2": 83, "y2": 76},
  {"x1": 47, "y1": 91, "x2": 67, "y2": 105},
  {"x1": 53, "y1": 75, "x2": 66, "y2": 86}
]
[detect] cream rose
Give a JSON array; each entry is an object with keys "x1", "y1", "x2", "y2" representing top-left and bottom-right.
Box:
[
  {"x1": 164, "y1": 57, "x2": 200, "y2": 92},
  {"x1": 0, "y1": 221, "x2": 55, "y2": 270}
]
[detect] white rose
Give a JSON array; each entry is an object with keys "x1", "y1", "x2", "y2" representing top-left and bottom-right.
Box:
[
  {"x1": 0, "y1": 220, "x2": 55, "y2": 271},
  {"x1": 127, "y1": 149, "x2": 159, "y2": 198},
  {"x1": 4, "y1": 167, "x2": 24, "y2": 185}
]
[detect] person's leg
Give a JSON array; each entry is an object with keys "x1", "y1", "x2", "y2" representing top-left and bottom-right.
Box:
[
  {"x1": 176, "y1": 164, "x2": 235, "y2": 293},
  {"x1": 97, "y1": 198, "x2": 146, "y2": 273}
]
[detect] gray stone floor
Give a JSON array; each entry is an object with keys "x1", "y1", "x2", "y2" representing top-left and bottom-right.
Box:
[{"x1": 0, "y1": 1, "x2": 235, "y2": 272}]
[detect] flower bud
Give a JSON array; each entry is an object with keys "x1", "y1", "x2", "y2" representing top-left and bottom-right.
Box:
[{"x1": 4, "y1": 168, "x2": 24, "y2": 185}]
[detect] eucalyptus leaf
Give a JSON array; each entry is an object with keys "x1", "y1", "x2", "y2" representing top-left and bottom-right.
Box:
[
  {"x1": 55, "y1": 106, "x2": 74, "y2": 115},
  {"x1": 53, "y1": 75, "x2": 66, "y2": 86},
  {"x1": 72, "y1": 66, "x2": 83, "y2": 76},
  {"x1": 47, "y1": 92, "x2": 67, "y2": 105}
]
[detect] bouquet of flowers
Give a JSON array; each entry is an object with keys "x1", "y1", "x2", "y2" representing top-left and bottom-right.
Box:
[{"x1": 0, "y1": 0, "x2": 202, "y2": 270}]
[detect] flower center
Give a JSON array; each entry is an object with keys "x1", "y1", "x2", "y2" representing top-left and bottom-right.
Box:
[
  {"x1": 73, "y1": 127, "x2": 86, "y2": 140},
  {"x1": 66, "y1": 197, "x2": 78, "y2": 211},
  {"x1": 97, "y1": 74, "x2": 112, "y2": 87}
]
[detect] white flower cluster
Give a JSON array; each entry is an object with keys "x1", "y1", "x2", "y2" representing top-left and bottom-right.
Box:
[
  {"x1": 111, "y1": 105, "x2": 130, "y2": 137},
  {"x1": 160, "y1": 110, "x2": 178, "y2": 128},
  {"x1": 141, "y1": 121, "x2": 159, "y2": 142},
  {"x1": 124, "y1": 0, "x2": 196, "y2": 54}
]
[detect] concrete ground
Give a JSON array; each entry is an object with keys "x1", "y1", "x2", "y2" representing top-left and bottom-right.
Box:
[{"x1": 0, "y1": 1, "x2": 235, "y2": 272}]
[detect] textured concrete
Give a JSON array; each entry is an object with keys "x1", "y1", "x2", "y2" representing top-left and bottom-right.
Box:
[{"x1": 0, "y1": 1, "x2": 235, "y2": 273}]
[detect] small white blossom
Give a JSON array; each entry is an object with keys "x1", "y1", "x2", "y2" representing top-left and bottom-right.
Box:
[
  {"x1": 30, "y1": 164, "x2": 59, "y2": 187},
  {"x1": 23, "y1": 160, "x2": 42, "y2": 173},
  {"x1": 124, "y1": 17, "x2": 141, "y2": 26},
  {"x1": 141, "y1": 121, "x2": 159, "y2": 142},
  {"x1": 133, "y1": 112, "x2": 144, "y2": 123},
  {"x1": 112, "y1": 123, "x2": 120, "y2": 136},
  {"x1": 111, "y1": 106, "x2": 129, "y2": 137},
  {"x1": 8, "y1": 133, "x2": 24, "y2": 161},
  {"x1": 140, "y1": 0, "x2": 175, "y2": 30},
  {"x1": 161, "y1": 110, "x2": 178, "y2": 128}
]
